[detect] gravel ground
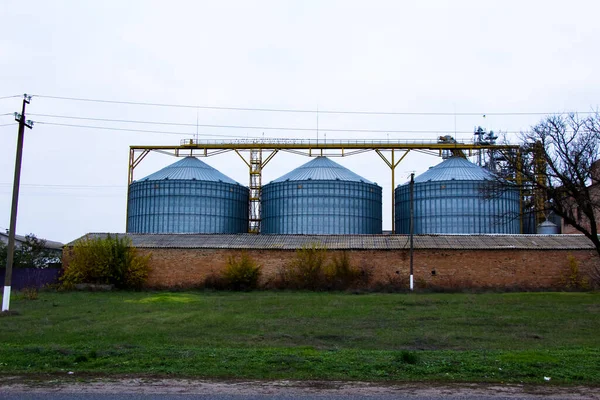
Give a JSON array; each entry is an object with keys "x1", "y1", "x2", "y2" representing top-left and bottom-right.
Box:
[{"x1": 1, "y1": 376, "x2": 599, "y2": 399}]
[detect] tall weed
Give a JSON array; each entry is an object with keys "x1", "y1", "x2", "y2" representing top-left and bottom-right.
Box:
[
  {"x1": 560, "y1": 254, "x2": 590, "y2": 290},
  {"x1": 326, "y1": 252, "x2": 364, "y2": 290},
  {"x1": 279, "y1": 244, "x2": 327, "y2": 290}
]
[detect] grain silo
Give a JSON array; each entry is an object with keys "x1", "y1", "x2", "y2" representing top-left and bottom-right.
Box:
[
  {"x1": 261, "y1": 156, "x2": 382, "y2": 234},
  {"x1": 127, "y1": 157, "x2": 249, "y2": 233},
  {"x1": 395, "y1": 157, "x2": 520, "y2": 234},
  {"x1": 537, "y1": 220, "x2": 560, "y2": 234}
]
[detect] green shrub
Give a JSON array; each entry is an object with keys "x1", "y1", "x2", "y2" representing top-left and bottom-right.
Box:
[
  {"x1": 223, "y1": 252, "x2": 261, "y2": 291},
  {"x1": 371, "y1": 272, "x2": 408, "y2": 292},
  {"x1": 19, "y1": 287, "x2": 39, "y2": 300},
  {"x1": 560, "y1": 254, "x2": 590, "y2": 290},
  {"x1": 326, "y1": 251, "x2": 363, "y2": 290},
  {"x1": 395, "y1": 350, "x2": 419, "y2": 365},
  {"x1": 280, "y1": 244, "x2": 327, "y2": 290},
  {"x1": 61, "y1": 234, "x2": 151, "y2": 290},
  {"x1": 0, "y1": 233, "x2": 60, "y2": 268},
  {"x1": 203, "y1": 271, "x2": 228, "y2": 290}
]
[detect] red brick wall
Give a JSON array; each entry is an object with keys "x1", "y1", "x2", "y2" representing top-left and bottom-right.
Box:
[{"x1": 133, "y1": 248, "x2": 599, "y2": 290}]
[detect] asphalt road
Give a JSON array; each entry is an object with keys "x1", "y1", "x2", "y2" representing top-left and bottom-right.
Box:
[
  {"x1": 2, "y1": 379, "x2": 596, "y2": 400},
  {"x1": 0, "y1": 395, "x2": 590, "y2": 400}
]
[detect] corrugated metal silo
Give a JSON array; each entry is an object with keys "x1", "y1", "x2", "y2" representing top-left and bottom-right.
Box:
[
  {"x1": 537, "y1": 220, "x2": 560, "y2": 234},
  {"x1": 395, "y1": 157, "x2": 520, "y2": 234},
  {"x1": 262, "y1": 157, "x2": 382, "y2": 234},
  {"x1": 127, "y1": 157, "x2": 249, "y2": 233}
]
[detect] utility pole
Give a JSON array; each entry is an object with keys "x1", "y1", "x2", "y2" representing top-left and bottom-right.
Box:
[
  {"x1": 409, "y1": 172, "x2": 414, "y2": 291},
  {"x1": 2, "y1": 94, "x2": 33, "y2": 312}
]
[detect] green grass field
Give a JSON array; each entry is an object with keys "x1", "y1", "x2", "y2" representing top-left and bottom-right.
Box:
[{"x1": 1, "y1": 291, "x2": 599, "y2": 384}]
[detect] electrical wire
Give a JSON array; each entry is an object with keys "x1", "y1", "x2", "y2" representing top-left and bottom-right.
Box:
[
  {"x1": 31, "y1": 94, "x2": 596, "y2": 116},
  {"x1": 0, "y1": 95, "x2": 21, "y2": 100},
  {"x1": 34, "y1": 121, "x2": 278, "y2": 139},
  {"x1": 31, "y1": 115, "x2": 517, "y2": 134},
  {"x1": 34, "y1": 121, "x2": 194, "y2": 136},
  {"x1": 0, "y1": 123, "x2": 17, "y2": 127},
  {"x1": 0, "y1": 183, "x2": 123, "y2": 189},
  {"x1": 0, "y1": 191, "x2": 123, "y2": 198}
]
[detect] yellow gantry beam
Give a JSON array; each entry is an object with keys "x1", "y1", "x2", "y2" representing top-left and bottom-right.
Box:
[
  {"x1": 128, "y1": 140, "x2": 519, "y2": 185},
  {"x1": 127, "y1": 140, "x2": 521, "y2": 233},
  {"x1": 132, "y1": 140, "x2": 519, "y2": 152}
]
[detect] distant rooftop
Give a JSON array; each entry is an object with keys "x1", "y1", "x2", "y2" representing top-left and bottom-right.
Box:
[
  {"x1": 271, "y1": 156, "x2": 375, "y2": 184},
  {"x1": 0, "y1": 231, "x2": 63, "y2": 250},
  {"x1": 69, "y1": 233, "x2": 594, "y2": 251},
  {"x1": 137, "y1": 156, "x2": 241, "y2": 185}
]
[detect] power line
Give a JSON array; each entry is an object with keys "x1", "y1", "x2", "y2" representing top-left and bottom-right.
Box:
[
  {"x1": 0, "y1": 191, "x2": 123, "y2": 198},
  {"x1": 0, "y1": 95, "x2": 21, "y2": 100},
  {"x1": 31, "y1": 94, "x2": 596, "y2": 116},
  {"x1": 31, "y1": 113, "x2": 201, "y2": 127},
  {"x1": 0, "y1": 123, "x2": 17, "y2": 127},
  {"x1": 35, "y1": 121, "x2": 195, "y2": 136},
  {"x1": 0, "y1": 183, "x2": 123, "y2": 189},
  {"x1": 31, "y1": 114, "x2": 522, "y2": 134},
  {"x1": 34, "y1": 121, "x2": 275, "y2": 139}
]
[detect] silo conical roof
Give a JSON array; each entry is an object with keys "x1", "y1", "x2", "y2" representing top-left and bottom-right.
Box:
[
  {"x1": 412, "y1": 157, "x2": 495, "y2": 183},
  {"x1": 138, "y1": 156, "x2": 240, "y2": 185},
  {"x1": 539, "y1": 220, "x2": 559, "y2": 228},
  {"x1": 272, "y1": 156, "x2": 374, "y2": 184}
]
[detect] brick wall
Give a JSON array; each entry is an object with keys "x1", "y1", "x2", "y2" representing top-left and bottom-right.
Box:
[{"x1": 133, "y1": 247, "x2": 599, "y2": 290}]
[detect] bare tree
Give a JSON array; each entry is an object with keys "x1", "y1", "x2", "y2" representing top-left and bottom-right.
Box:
[{"x1": 516, "y1": 113, "x2": 600, "y2": 265}]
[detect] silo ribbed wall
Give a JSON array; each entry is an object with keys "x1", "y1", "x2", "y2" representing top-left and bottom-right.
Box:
[
  {"x1": 394, "y1": 180, "x2": 520, "y2": 234},
  {"x1": 262, "y1": 180, "x2": 382, "y2": 234},
  {"x1": 127, "y1": 180, "x2": 249, "y2": 233}
]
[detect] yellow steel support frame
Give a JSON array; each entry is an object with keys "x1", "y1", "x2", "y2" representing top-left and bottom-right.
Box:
[
  {"x1": 234, "y1": 149, "x2": 279, "y2": 233},
  {"x1": 128, "y1": 141, "x2": 520, "y2": 233},
  {"x1": 516, "y1": 148, "x2": 524, "y2": 234},
  {"x1": 249, "y1": 149, "x2": 262, "y2": 233},
  {"x1": 126, "y1": 148, "x2": 151, "y2": 232},
  {"x1": 375, "y1": 149, "x2": 410, "y2": 233},
  {"x1": 533, "y1": 141, "x2": 547, "y2": 227},
  {"x1": 128, "y1": 148, "x2": 151, "y2": 185}
]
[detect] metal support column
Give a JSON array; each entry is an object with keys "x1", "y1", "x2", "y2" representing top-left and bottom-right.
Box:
[
  {"x1": 516, "y1": 148, "x2": 524, "y2": 234},
  {"x1": 249, "y1": 149, "x2": 262, "y2": 233},
  {"x1": 533, "y1": 141, "x2": 547, "y2": 227},
  {"x1": 234, "y1": 149, "x2": 278, "y2": 233},
  {"x1": 375, "y1": 149, "x2": 410, "y2": 233}
]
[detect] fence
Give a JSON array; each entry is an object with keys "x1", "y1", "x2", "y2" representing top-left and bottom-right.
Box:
[{"x1": 0, "y1": 267, "x2": 62, "y2": 290}]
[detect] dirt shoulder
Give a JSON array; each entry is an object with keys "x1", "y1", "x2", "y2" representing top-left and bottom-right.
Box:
[{"x1": 1, "y1": 375, "x2": 598, "y2": 399}]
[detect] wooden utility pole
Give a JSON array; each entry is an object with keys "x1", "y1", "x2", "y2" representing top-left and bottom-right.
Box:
[
  {"x1": 2, "y1": 94, "x2": 33, "y2": 312},
  {"x1": 409, "y1": 172, "x2": 414, "y2": 291}
]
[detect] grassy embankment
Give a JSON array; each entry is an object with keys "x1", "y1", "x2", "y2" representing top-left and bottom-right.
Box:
[{"x1": 1, "y1": 291, "x2": 599, "y2": 384}]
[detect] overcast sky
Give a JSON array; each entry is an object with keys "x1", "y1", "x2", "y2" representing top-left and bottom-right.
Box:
[{"x1": 1, "y1": 0, "x2": 599, "y2": 243}]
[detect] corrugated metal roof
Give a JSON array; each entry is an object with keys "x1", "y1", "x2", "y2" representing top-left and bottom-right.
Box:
[
  {"x1": 69, "y1": 233, "x2": 596, "y2": 251},
  {"x1": 137, "y1": 157, "x2": 241, "y2": 185},
  {"x1": 271, "y1": 157, "x2": 375, "y2": 184},
  {"x1": 409, "y1": 157, "x2": 496, "y2": 184}
]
